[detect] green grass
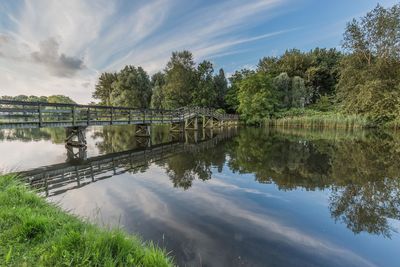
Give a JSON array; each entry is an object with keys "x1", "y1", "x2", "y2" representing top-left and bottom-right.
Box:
[
  {"x1": 267, "y1": 109, "x2": 369, "y2": 130},
  {"x1": 0, "y1": 175, "x2": 174, "y2": 267}
]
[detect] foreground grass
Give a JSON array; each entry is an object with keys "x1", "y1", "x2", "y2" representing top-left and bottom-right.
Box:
[{"x1": 0, "y1": 175, "x2": 174, "y2": 267}]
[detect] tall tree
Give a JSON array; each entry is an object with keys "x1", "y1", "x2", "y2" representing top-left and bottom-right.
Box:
[
  {"x1": 337, "y1": 3, "x2": 400, "y2": 124},
  {"x1": 163, "y1": 51, "x2": 197, "y2": 108},
  {"x1": 193, "y1": 60, "x2": 215, "y2": 107},
  {"x1": 214, "y1": 68, "x2": 228, "y2": 109},
  {"x1": 150, "y1": 72, "x2": 166, "y2": 109},
  {"x1": 93, "y1": 72, "x2": 117, "y2": 105},
  {"x1": 110, "y1": 66, "x2": 151, "y2": 108}
]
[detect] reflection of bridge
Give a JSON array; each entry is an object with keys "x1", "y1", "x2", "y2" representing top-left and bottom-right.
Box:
[
  {"x1": 0, "y1": 100, "x2": 239, "y2": 146},
  {"x1": 20, "y1": 128, "x2": 237, "y2": 197}
]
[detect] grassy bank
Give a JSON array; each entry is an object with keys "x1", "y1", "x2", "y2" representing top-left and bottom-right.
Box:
[
  {"x1": 0, "y1": 175, "x2": 174, "y2": 267},
  {"x1": 266, "y1": 109, "x2": 369, "y2": 130}
]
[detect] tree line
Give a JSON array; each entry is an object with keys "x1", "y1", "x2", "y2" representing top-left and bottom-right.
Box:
[
  {"x1": 93, "y1": 50, "x2": 228, "y2": 111},
  {"x1": 230, "y1": 3, "x2": 400, "y2": 126},
  {"x1": 92, "y1": 3, "x2": 400, "y2": 127},
  {"x1": 0, "y1": 95, "x2": 76, "y2": 104}
]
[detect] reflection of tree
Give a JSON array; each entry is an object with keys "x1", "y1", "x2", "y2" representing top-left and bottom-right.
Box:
[
  {"x1": 226, "y1": 128, "x2": 400, "y2": 237},
  {"x1": 328, "y1": 132, "x2": 400, "y2": 237},
  {"x1": 0, "y1": 128, "x2": 65, "y2": 143},
  {"x1": 330, "y1": 179, "x2": 400, "y2": 238},
  {"x1": 93, "y1": 125, "x2": 138, "y2": 153},
  {"x1": 162, "y1": 142, "x2": 227, "y2": 190},
  {"x1": 227, "y1": 128, "x2": 332, "y2": 190},
  {"x1": 92, "y1": 125, "x2": 171, "y2": 154}
]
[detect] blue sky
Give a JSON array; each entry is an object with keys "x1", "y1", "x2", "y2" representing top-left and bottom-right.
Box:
[{"x1": 0, "y1": 0, "x2": 397, "y2": 103}]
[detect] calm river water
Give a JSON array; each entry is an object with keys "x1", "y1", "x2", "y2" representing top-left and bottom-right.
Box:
[{"x1": 1, "y1": 125, "x2": 400, "y2": 267}]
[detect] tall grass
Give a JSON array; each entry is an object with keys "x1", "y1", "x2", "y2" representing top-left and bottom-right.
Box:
[
  {"x1": 0, "y1": 175, "x2": 174, "y2": 267},
  {"x1": 267, "y1": 109, "x2": 369, "y2": 130}
]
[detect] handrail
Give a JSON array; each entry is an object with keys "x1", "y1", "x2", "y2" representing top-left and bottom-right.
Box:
[{"x1": 0, "y1": 99, "x2": 239, "y2": 129}]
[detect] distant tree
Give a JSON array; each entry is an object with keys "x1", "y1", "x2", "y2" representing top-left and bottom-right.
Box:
[
  {"x1": 1, "y1": 95, "x2": 75, "y2": 104},
  {"x1": 150, "y1": 72, "x2": 166, "y2": 109},
  {"x1": 47, "y1": 95, "x2": 76, "y2": 104},
  {"x1": 163, "y1": 51, "x2": 197, "y2": 108},
  {"x1": 110, "y1": 66, "x2": 151, "y2": 108},
  {"x1": 93, "y1": 72, "x2": 117, "y2": 105},
  {"x1": 214, "y1": 68, "x2": 228, "y2": 109},
  {"x1": 28, "y1": 95, "x2": 48, "y2": 102}
]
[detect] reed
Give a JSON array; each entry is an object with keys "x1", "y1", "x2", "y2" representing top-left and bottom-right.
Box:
[{"x1": 266, "y1": 110, "x2": 369, "y2": 130}]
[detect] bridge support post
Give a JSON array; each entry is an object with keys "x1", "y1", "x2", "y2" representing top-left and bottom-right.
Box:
[
  {"x1": 170, "y1": 122, "x2": 184, "y2": 132},
  {"x1": 184, "y1": 130, "x2": 199, "y2": 144},
  {"x1": 66, "y1": 145, "x2": 87, "y2": 163},
  {"x1": 65, "y1": 126, "x2": 87, "y2": 147},
  {"x1": 203, "y1": 116, "x2": 215, "y2": 129},
  {"x1": 184, "y1": 117, "x2": 199, "y2": 130},
  {"x1": 135, "y1": 124, "x2": 151, "y2": 137}
]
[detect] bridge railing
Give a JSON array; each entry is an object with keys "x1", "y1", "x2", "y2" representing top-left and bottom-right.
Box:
[
  {"x1": 180, "y1": 106, "x2": 239, "y2": 121},
  {"x1": 0, "y1": 100, "x2": 238, "y2": 128}
]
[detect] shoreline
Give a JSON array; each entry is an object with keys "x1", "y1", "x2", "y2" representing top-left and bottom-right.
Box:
[{"x1": 0, "y1": 174, "x2": 174, "y2": 266}]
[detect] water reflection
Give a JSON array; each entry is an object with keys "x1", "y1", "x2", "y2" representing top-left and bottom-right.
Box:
[
  {"x1": 2, "y1": 126, "x2": 400, "y2": 266},
  {"x1": 228, "y1": 128, "x2": 400, "y2": 238},
  {"x1": 21, "y1": 127, "x2": 237, "y2": 197}
]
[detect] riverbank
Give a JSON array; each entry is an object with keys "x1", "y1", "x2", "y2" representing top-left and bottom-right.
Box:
[{"x1": 0, "y1": 174, "x2": 174, "y2": 266}]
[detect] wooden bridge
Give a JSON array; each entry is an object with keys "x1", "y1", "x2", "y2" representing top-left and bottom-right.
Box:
[
  {"x1": 0, "y1": 100, "x2": 239, "y2": 146},
  {"x1": 20, "y1": 128, "x2": 237, "y2": 197}
]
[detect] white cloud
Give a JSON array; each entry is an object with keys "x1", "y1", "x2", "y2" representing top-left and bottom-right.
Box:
[{"x1": 0, "y1": 0, "x2": 291, "y2": 103}]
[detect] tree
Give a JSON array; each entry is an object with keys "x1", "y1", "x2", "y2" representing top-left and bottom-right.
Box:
[
  {"x1": 273, "y1": 72, "x2": 291, "y2": 108},
  {"x1": 337, "y1": 3, "x2": 400, "y2": 125},
  {"x1": 278, "y1": 49, "x2": 312, "y2": 77},
  {"x1": 214, "y1": 68, "x2": 228, "y2": 109},
  {"x1": 343, "y1": 4, "x2": 400, "y2": 64},
  {"x1": 306, "y1": 48, "x2": 342, "y2": 102},
  {"x1": 257, "y1": 56, "x2": 280, "y2": 76},
  {"x1": 163, "y1": 51, "x2": 197, "y2": 108},
  {"x1": 110, "y1": 66, "x2": 151, "y2": 108},
  {"x1": 291, "y1": 76, "x2": 308, "y2": 108},
  {"x1": 192, "y1": 60, "x2": 215, "y2": 107},
  {"x1": 150, "y1": 72, "x2": 166, "y2": 109},
  {"x1": 226, "y1": 69, "x2": 253, "y2": 113},
  {"x1": 237, "y1": 72, "x2": 278, "y2": 125},
  {"x1": 93, "y1": 72, "x2": 117, "y2": 105},
  {"x1": 1, "y1": 95, "x2": 74, "y2": 103},
  {"x1": 47, "y1": 95, "x2": 76, "y2": 104}
]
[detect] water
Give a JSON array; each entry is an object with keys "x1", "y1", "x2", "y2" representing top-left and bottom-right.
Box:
[{"x1": 1, "y1": 125, "x2": 400, "y2": 267}]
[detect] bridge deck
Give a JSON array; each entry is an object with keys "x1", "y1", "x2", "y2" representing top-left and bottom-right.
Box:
[{"x1": 0, "y1": 100, "x2": 239, "y2": 129}]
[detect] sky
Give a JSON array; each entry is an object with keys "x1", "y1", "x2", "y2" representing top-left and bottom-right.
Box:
[{"x1": 0, "y1": 0, "x2": 398, "y2": 103}]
